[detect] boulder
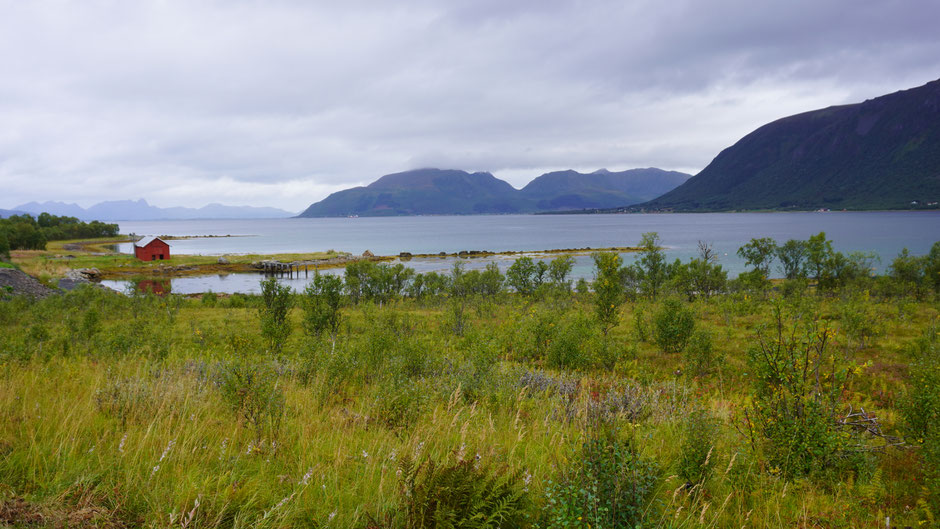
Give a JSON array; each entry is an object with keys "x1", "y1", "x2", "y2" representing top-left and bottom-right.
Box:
[
  {"x1": 65, "y1": 268, "x2": 101, "y2": 281},
  {"x1": 362, "y1": 250, "x2": 375, "y2": 257},
  {"x1": 218, "y1": 257, "x2": 229, "y2": 265}
]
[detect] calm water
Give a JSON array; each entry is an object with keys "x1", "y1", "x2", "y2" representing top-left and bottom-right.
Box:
[{"x1": 102, "y1": 212, "x2": 940, "y2": 294}]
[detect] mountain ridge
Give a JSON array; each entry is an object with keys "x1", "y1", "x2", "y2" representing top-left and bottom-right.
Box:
[
  {"x1": 637, "y1": 79, "x2": 940, "y2": 211},
  {"x1": 13, "y1": 199, "x2": 294, "y2": 221},
  {"x1": 298, "y1": 167, "x2": 689, "y2": 217}
]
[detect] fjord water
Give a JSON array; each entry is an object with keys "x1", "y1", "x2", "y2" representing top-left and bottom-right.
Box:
[{"x1": 106, "y1": 211, "x2": 940, "y2": 294}]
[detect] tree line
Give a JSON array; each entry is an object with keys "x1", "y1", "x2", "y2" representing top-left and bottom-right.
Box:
[{"x1": 0, "y1": 213, "x2": 120, "y2": 258}]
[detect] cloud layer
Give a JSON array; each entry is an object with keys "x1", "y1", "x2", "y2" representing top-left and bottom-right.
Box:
[{"x1": 1, "y1": 0, "x2": 938, "y2": 211}]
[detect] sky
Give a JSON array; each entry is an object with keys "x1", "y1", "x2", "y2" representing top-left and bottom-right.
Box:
[{"x1": 1, "y1": 0, "x2": 939, "y2": 213}]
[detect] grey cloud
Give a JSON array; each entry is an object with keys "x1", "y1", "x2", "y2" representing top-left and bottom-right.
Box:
[{"x1": 0, "y1": 0, "x2": 938, "y2": 210}]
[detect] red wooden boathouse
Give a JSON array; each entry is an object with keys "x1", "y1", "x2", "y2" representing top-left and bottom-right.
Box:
[{"x1": 134, "y1": 236, "x2": 170, "y2": 261}]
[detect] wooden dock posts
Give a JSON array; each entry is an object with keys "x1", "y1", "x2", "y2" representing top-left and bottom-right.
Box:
[{"x1": 260, "y1": 260, "x2": 313, "y2": 279}]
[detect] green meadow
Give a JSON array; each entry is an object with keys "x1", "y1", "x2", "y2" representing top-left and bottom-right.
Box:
[{"x1": 1, "y1": 233, "x2": 939, "y2": 528}]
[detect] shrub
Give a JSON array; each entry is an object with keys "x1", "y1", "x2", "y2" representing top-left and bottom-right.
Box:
[
  {"x1": 838, "y1": 291, "x2": 883, "y2": 350},
  {"x1": 684, "y1": 329, "x2": 720, "y2": 377},
  {"x1": 591, "y1": 251, "x2": 624, "y2": 335},
  {"x1": 301, "y1": 272, "x2": 344, "y2": 338},
  {"x1": 373, "y1": 377, "x2": 427, "y2": 432},
  {"x1": 540, "y1": 432, "x2": 659, "y2": 529},
  {"x1": 258, "y1": 276, "x2": 293, "y2": 353},
  {"x1": 217, "y1": 360, "x2": 285, "y2": 444},
  {"x1": 575, "y1": 278, "x2": 590, "y2": 296},
  {"x1": 900, "y1": 324, "x2": 940, "y2": 510},
  {"x1": 397, "y1": 452, "x2": 530, "y2": 529},
  {"x1": 652, "y1": 299, "x2": 695, "y2": 354},
  {"x1": 744, "y1": 301, "x2": 869, "y2": 478},
  {"x1": 201, "y1": 290, "x2": 218, "y2": 306},
  {"x1": 546, "y1": 312, "x2": 598, "y2": 371},
  {"x1": 676, "y1": 409, "x2": 719, "y2": 486}
]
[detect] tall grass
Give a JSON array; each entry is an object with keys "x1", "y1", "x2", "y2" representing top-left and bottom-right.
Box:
[{"x1": 0, "y1": 282, "x2": 937, "y2": 527}]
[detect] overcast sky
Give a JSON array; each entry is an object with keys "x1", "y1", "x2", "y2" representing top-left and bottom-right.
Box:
[{"x1": 1, "y1": 0, "x2": 938, "y2": 212}]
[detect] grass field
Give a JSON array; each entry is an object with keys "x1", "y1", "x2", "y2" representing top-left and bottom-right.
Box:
[{"x1": 1, "y1": 266, "x2": 938, "y2": 528}]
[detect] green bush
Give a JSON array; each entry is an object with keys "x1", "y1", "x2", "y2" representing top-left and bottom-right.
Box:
[
  {"x1": 653, "y1": 299, "x2": 695, "y2": 354},
  {"x1": 217, "y1": 360, "x2": 285, "y2": 444},
  {"x1": 373, "y1": 377, "x2": 427, "y2": 432},
  {"x1": 200, "y1": 290, "x2": 218, "y2": 306},
  {"x1": 745, "y1": 302, "x2": 869, "y2": 478},
  {"x1": 301, "y1": 272, "x2": 344, "y2": 338},
  {"x1": 540, "y1": 432, "x2": 659, "y2": 529},
  {"x1": 591, "y1": 251, "x2": 624, "y2": 335},
  {"x1": 900, "y1": 324, "x2": 940, "y2": 510},
  {"x1": 397, "y1": 452, "x2": 530, "y2": 529},
  {"x1": 506, "y1": 256, "x2": 541, "y2": 296},
  {"x1": 546, "y1": 312, "x2": 598, "y2": 371},
  {"x1": 676, "y1": 409, "x2": 719, "y2": 486},
  {"x1": 258, "y1": 276, "x2": 293, "y2": 353},
  {"x1": 684, "y1": 329, "x2": 720, "y2": 377}
]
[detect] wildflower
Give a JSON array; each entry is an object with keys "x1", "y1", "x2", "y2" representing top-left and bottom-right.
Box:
[
  {"x1": 118, "y1": 433, "x2": 127, "y2": 454},
  {"x1": 158, "y1": 439, "x2": 175, "y2": 463},
  {"x1": 361, "y1": 450, "x2": 369, "y2": 459},
  {"x1": 300, "y1": 468, "x2": 314, "y2": 486}
]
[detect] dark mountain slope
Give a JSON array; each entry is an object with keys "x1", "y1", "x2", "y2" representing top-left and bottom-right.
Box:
[{"x1": 643, "y1": 79, "x2": 940, "y2": 211}]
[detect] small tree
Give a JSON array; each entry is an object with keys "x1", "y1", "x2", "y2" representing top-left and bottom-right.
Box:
[
  {"x1": 803, "y1": 231, "x2": 834, "y2": 281},
  {"x1": 301, "y1": 272, "x2": 344, "y2": 339},
  {"x1": 506, "y1": 256, "x2": 538, "y2": 296},
  {"x1": 548, "y1": 254, "x2": 575, "y2": 292},
  {"x1": 776, "y1": 239, "x2": 807, "y2": 279},
  {"x1": 737, "y1": 237, "x2": 777, "y2": 278},
  {"x1": 635, "y1": 232, "x2": 667, "y2": 299},
  {"x1": 592, "y1": 251, "x2": 624, "y2": 335},
  {"x1": 259, "y1": 276, "x2": 293, "y2": 353}
]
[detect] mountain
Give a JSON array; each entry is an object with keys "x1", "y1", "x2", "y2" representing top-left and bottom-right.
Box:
[
  {"x1": 641, "y1": 79, "x2": 940, "y2": 211},
  {"x1": 0, "y1": 208, "x2": 28, "y2": 219},
  {"x1": 13, "y1": 199, "x2": 293, "y2": 221},
  {"x1": 298, "y1": 167, "x2": 690, "y2": 217},
  {"x1": 520, "y1": 168, "x2": 690, "y2": 210}
]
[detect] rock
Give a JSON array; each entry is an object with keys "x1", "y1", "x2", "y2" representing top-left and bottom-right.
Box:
[
  {"x1": 217, "y1": 257, "x2": 229, "y2": 265},
  {"x1": 0, "y1": 268, "x2": 55, "y2": 299},
  {"x1": 65, "y1": 268, "x2": 100, "y2": 282},
  {"x1": 362, "y1": 250, "x2": 375, "y2": 257}
]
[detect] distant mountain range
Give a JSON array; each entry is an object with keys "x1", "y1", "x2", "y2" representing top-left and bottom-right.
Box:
[
  {"x1": 638, "y1": 79, "x2": 940, "y2": 211},
  {"x1": 13, "y1": 199, "x2": 293, "y2": 221},
  {"x1": 297, "y1": 167, "x2": 690, "y2": 217},
  {"x1": 0, "y1": 208, "x2": 27, "y2": 219}
]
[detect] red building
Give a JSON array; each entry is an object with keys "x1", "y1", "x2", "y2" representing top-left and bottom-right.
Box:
[{"x1": 134, "y1": 236, "x2": 170, "y2": 261}]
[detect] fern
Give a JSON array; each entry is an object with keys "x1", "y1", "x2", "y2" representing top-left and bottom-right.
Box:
[{"x1": 398, "y1": 452, "x2": 530, "y2": 528}]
